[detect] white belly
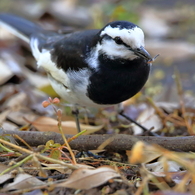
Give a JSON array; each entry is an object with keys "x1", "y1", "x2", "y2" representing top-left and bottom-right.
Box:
[{"x1": 48, "y1": 72, "x2": 109, "y2": 108}]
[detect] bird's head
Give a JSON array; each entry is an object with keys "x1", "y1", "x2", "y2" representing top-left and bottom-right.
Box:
[{"x1": 97, "y1": 21, "x2": 152, "y2": 62}]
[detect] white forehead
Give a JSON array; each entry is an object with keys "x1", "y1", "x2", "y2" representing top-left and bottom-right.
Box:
[{"x1": 100, "y1": 25, "x2": 145, "y2": 48}]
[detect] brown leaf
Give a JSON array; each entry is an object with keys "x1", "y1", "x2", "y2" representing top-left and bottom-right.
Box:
[
  {"x1": 57, "y1": 166, "x2": 121, "y2": 190},
  {"x1": 7, "y1": 107, "x2": 38, "y2": 125},
  {"x1": 31, "y1": 116, "x2": 103, "y2": 135}
]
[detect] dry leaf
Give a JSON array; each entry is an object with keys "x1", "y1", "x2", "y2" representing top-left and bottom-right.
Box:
[
  {"x1": 7, "y1": 107, "x2": 38, "y2": 125},
  {"x1": 1, "y1": 121, "x2": 18, "y2": 130},
  {"x1": 22, "y1": 66, "x2": 50, "y2": 88},
  {"x1": 132, "y1": 107, "x2": 162, "y2": 135},
  {"x1": 0, "y1": 109, "x2": 11, "y2": 123},
  {"x1": 0, "y1": 162, "x2": 15, "y2": 185},
  {"x1": 31, "y1": 116, "x2": 103, "y2": 135},
  {"x1": 3, "y1": 92, "x2": 27, "y2": 109},
  {"x1": 57, "y1": 166, "x2": 121, "y2": 190},
  {"x1": 2, "y1": 173, "x2": 45, "y2": 192},
  {"x1": 145, "y1": 161, "x2": 183, "y2": 173},
  {"x1": 0, "y1": 173, "x2": 15, "y2": 185}
]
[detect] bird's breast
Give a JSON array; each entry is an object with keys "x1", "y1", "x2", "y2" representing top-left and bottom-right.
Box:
[{"x1": 87, "y1": 58, "x2": 151, "y2": 105}]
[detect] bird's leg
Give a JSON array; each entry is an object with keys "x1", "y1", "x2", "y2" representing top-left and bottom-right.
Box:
[
  {"x1": 71, "y1": 106, "x2": 103, "y2": 159},
  {"x1": 72, "y1": 106, "x2": 81, "y2": 133}
]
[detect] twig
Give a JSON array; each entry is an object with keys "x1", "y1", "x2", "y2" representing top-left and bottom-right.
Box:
[
  {"x1": 2, "y1": 129, "x2": 195, "y2": 152},
  {"x1": 119, "y1": 112, "x2": 159, "y2": 136}
]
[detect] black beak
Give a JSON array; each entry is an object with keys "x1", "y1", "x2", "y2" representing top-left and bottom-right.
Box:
[{"x1": 133, "y1": 46, "x2": 152, "y2": 61}]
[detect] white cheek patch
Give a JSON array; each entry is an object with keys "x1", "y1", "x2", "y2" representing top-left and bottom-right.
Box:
[
  {"x1": 101, "y1": 25, "x2": 145, "y2": 49},
  {"x1": 100, "y1": 39, "x2": 138, "y2": 60},
  {"x1": 86, "y1": 38, "x2": 138, "y2": 66}
]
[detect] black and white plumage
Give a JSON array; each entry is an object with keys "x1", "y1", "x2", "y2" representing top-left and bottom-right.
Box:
[{"x1": 0, "y1": 13, "x2": 152, "y2": 108}]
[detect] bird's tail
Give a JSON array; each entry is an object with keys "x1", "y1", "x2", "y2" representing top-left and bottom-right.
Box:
[{"x1": 0, "y1": 13, "x2": 42, "y2": 43}]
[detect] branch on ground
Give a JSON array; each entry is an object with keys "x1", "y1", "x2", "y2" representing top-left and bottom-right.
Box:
[{"x1": 2, "y1": 129, "x2": 195, "y2": 152}]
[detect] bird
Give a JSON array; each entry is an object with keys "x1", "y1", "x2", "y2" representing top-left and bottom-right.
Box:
[{"x1": 0, "y1": 13, "x2": 154, "y2": 132}]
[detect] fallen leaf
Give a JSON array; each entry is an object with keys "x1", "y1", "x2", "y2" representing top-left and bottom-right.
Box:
[
  {"x1": 0, "y1": 84, "x2": 17, "y2": 104},
  {"x1": 57, "y1": 166, "x2": 121, "y2": 190},
  {"x1": 2, "y1": 173, "x2": 45, "y2": 192},
  {"x1": 1, "y1": 121, "x2": 18, "y2": 130},
  {"x1": 145, "y1": 161, "x2": 183, "y2": 173},
  {"x1": 22, "y1": 66, "x2": 50, "y2": 88},
  {"x1": 0, "y1": 109, "x2": 11, "y2": 123},
  {"x1": 7, "y1": 107, "x2": 38, "y2": 125},
  {"x1": 3, "y1": 92, "x2": 27, "y2": 109},
  {"x1": 31, "y1": 116, "x2": 103, "y2": 135},
  {"x1": 0, "y1": 173, "x2": 15, "y2": 185},
  {"x1": 132, "y1": 107, "x2": 162, "y2": 135},
  {"x1": 169, "y1": 171, "x2": 188, "y2": 184}
]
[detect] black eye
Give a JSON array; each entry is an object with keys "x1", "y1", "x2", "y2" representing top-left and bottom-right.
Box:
[{"x1": 114, "y1": 36, "x2": 123, "y2": 45}]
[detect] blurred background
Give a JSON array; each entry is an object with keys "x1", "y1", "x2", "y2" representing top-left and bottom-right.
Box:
[{"x1": 0, "y1": 0, "x2": 195, "y2": 129}]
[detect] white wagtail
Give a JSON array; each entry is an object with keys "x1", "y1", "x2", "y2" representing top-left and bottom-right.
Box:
[{"x1": 0, "y1": 13, "x2": 155, "y2": 132}]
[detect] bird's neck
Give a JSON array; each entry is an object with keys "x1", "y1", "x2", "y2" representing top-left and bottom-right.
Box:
[{"x1": 98, "y1": 53, "x2": 148, "y2": 70}]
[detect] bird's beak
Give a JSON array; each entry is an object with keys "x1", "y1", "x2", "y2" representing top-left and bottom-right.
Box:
[{"x1": 133, "y1": 46, "x2": 152, "y2": 61}]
